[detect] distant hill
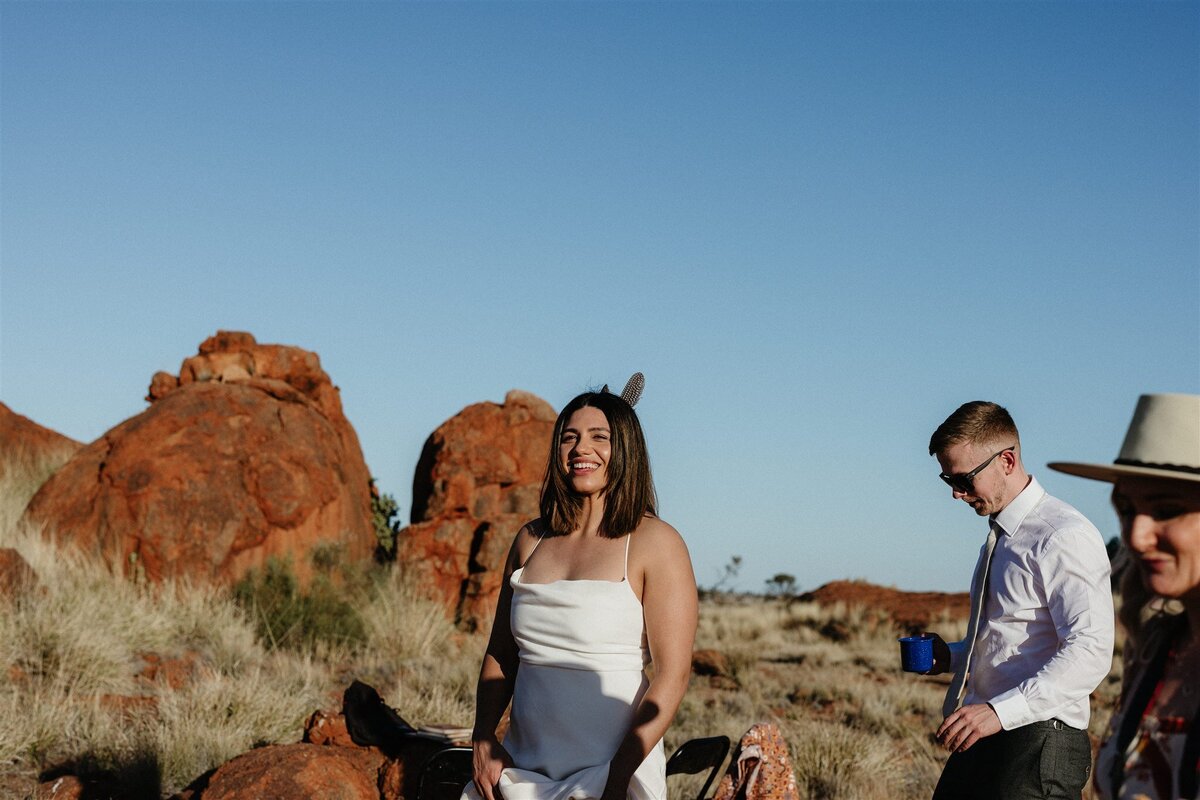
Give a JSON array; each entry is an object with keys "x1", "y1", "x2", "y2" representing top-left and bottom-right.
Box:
[{"x1": 799, "y1": 579, "x2": 970, "y2": 632}]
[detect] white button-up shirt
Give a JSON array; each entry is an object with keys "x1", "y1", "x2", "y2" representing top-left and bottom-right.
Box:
[{"x1": 949, "y1": 476, "x2": 1115, "y2": 730}]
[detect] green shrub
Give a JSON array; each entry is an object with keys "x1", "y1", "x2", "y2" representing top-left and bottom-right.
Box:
[
  {"x1": 370, "y1": 479, "x2": 402, "y2": 561},
  {"x1": 232, "y1": 557, "x2": 366, "y2": 651}
]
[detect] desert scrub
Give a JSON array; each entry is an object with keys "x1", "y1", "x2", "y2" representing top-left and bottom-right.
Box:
[
  {"x1": 671, "y1": 684, "x2": 756, "y2": 746},
  {"x1": 146, "y1": 654, "x2": 327, "y2": 794},
  {"x1": 370, "y1": 478, "x2": 402, "y2": 560},
  {"x1": 354, "y1": 567, "x2": 485, "y2": 728},
  {"x1": 785, "y1": 716, "x2": 918, "y2": 799},
  {"x1": 686, "y1": 595, "x2": 957, "y2": 799},
  {"x1": 232, "y1": 553, "x2": 369, "y2": 651},
  {"x1": 358, "y1": 566, "x2": 459, "y2": 664},
  {"x1": 0, "y1": 431, "x2": 78, "y2": 535},
  {"x1": 227, "y1": 551, "x2": 484, "y2": 729},
  {"x1": 0, "y1": 524, "x2": 330, "y2": 796},
  {"x1": 696, "y1": 597, "x2": 909, "y2": 660}
]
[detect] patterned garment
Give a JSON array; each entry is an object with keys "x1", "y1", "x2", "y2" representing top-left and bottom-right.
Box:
[
  {"x1": 1108, "y1": 715, "x2": 1191, "y2": 800},
  {"x1": 712, "y1": 723, "x2": 798, "y2": 800},
  {"x1": 1094, "y1": 614, "x2": 1200, "y2": 800}
]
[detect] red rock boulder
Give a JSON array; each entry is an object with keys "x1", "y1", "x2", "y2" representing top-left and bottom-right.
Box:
[
  {"x1": 396, "y1": 390, "x2": 554, "y2": 630},
  {"x1": 691, "y1": 649, "x2": 731, "y2": 678},
  {"x1": 35, "y1": 775, "x2": 85, "y2": 800},
  {"x1": 0, "y1": 403, "x2": 81, "y2": 516},
  {"x1": 304, "y1": 709, "x2": 359, "y2": 749},
  {"x1": 172, "y1": 743, "x2": 389, "y2": 800},
  {"x1": 22, "y1": 332, "x2": 375, "y2": 585}
]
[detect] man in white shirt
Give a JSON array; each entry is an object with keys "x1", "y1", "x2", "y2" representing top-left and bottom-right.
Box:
[{"x1": 924, "y1": 401, "x2": 1114, "y2": 800}]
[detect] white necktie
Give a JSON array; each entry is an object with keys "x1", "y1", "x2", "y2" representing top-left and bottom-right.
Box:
[{"x1": 943, "y1": 524, "x2": 999, "y2": 717}]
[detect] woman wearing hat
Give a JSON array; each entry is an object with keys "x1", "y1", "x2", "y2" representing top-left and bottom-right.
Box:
[{"x1": 1050, "y1": 393, "x2": 1200, "y2": 800}]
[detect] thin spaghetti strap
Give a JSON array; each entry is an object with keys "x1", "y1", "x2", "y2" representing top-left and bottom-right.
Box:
[
  {"x1": 528, "y1": 530, "x2": 546, "y2": 558},
  {"x1": 519, "y1": 524, "x2": 547, "y2": 571},
  {"x1": 623, "y1": 533, "x2": 632, "y2": 581}
]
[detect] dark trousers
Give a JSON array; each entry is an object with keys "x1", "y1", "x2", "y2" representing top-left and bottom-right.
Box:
[{"x1": 931, "y1": 719, "x2": 1092, "y2": 800}]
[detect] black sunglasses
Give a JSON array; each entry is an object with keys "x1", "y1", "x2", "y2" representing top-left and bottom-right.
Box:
[{"x1": 939, "y1": 446, "x2": 1015, "y2": 494}]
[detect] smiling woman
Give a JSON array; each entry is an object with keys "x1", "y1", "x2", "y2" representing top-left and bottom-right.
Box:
[
  {"x1": 560, "y1": 406, "x2": 611, "y2": 494},
  {"x1": 463, "y1": 379, "x2": 698, "y2": 800},
  {"x1": 1050, "y1": 393, "x2": 1200, "y2": 800},
  {"x1": 541, "y1": 391, "x2": 657, "y2": 544}
]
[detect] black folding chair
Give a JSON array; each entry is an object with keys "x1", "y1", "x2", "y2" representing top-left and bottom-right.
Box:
[
  {"x1": 417, "y1": 746, "x2": 474, "y2": 800},
  {"x1": 666, "y1": 735, "x2": 731, "y2": 800}
]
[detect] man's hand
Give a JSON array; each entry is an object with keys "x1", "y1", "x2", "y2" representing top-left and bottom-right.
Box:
[
  {"x1": 920, "y1": 632, "x2": 952, "y2": 675},
  {"x1": 936, "y1": 703, "x2": 1002, "y2": 752}
]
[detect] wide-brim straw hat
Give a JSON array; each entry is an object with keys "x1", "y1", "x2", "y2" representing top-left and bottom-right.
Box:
[{"x1": 1049, "y1": 393, "x2": 1200, "y2": 484}]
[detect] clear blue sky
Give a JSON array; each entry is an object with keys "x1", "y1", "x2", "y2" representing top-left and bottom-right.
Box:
[{"x1": 2, "y1": 1, "x2": 1197, "y2": 593}]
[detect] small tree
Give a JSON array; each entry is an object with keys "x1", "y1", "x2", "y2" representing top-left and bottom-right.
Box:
[
  {"x1": 708, "y1": 555, "x2": 743, "y2": 593},
  {"x1": 764, "y1": 572, "x2": 797, "y2": 598},
  {"x1": 370, "y1": 478, "x2": 402, "y2": 561}
]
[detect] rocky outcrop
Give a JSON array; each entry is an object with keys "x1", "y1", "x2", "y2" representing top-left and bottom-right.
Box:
[
  {"x1": 172, "y1": 743, "x2": 392, "y2": 800},
  {"x1": 0, "y1": 403, "x2": 81, "y2": 517},
  {"x1": 798, "y1": 580, "x2": 970, "y2": 632},
  {"x1": 304, "y1": 709, "x2": 360, "y2": 749},
  {"x1": 22, "y1": 332, "x2": 375, "y2": 585},
  {"x1": 171, "y1": 681, "x2": 452, "y2": 800},
  {"x1": 691, "y1": 649, "x2": 731, "y2": 677},
  {"x1": 396, "y1": 390, "x2": 555, "y2": 630},
  {"x1": 35, "y1": 775, "x2": 88, "y2": 799}
]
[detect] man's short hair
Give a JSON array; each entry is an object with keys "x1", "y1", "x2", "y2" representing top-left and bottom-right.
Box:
[{"x1": 929, "y1": 401, "x2": 1020, "y2": 456}]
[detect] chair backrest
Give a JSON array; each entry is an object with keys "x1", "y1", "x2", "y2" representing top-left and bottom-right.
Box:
[
  {"x1": 666, "y1": 735, "x2": 731, "y2": 800},
  {"x1": 417, "y1": 746, "x2": 474, "y2": 800}
]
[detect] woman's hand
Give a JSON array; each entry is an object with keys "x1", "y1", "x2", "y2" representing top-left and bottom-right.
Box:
[{"x1": 472, "y1": 734, "x2": 514, "y2": 800}]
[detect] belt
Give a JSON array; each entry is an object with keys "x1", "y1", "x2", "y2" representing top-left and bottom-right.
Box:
[{"x1": 1038, "y1": 718, "x2": 1078, "y2": 731}]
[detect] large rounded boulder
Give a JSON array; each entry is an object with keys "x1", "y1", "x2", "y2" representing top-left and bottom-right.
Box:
[
  {"x1": 0, "y1": 403, "x2": 82, "y2": 524},
  {"x1": 397, "y1": 390, "x2": 554, "y2": 630},
  {"x1": 22, "y1": 331, "x2": 375, "y2": 585},
  {"x1": 171, "y1": 743, "x2": 389, "y2": 800}
]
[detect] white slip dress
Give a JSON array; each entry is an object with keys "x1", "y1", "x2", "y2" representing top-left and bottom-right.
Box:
[{"x1": 463, "y1": 534, "x2": 666, "y2": 800}]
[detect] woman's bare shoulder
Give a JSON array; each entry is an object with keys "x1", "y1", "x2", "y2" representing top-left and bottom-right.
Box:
[
  {"x1": 517, "y1": 518, "x2": 544, "y2": 537},
  {"x1": 511, "y1": 518, "x2": 545, "y2": 565},
  {"x1": 629, "y1": 516, "x2": 696, "y2": 597},
  {"x1": 631, "y1": 516, "x2": 689, "y2": 555}
]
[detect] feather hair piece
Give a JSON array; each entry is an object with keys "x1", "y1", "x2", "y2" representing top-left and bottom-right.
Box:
[{"x1": 619, "y1": 372, "x2": 645, "y2": 408}]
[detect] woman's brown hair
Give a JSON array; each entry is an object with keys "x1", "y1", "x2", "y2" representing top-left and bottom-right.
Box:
[{"x1": 539, "y1": 391, "x2": 657, "y2": 538}]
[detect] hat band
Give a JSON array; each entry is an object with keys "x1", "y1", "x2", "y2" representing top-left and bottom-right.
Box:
[{"x1": 1114, "y1": 458, "x2": 1200, "y2": 475}]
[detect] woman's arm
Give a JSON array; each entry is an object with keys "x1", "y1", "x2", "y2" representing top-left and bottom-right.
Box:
[
  {"x1": 470, "y1": 524, "x2": 534, "y2": 800},
  {"x1": 601, "y1": 519, "x2": 698, "y2": 800}
]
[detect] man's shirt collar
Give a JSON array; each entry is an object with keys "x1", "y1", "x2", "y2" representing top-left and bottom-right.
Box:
[{"x1": 992, "y1": 475, "x2": 1045, "y2": 537}]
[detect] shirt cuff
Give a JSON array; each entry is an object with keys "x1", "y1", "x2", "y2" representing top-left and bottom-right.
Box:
[{"x1": 987, "y1": 688, "x2": 1032, "y2": 730}]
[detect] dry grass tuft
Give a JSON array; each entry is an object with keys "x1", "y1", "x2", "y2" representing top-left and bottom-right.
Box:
[
  {"x1": 354, "y1": 567, "x2": 486, "y2": 728},
  {"x1": 0, "y1": 433, "x2": 78, "y2": 534},
  {"x1": 0, "y1": 522, "x2": 331, "y2": 795}
]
